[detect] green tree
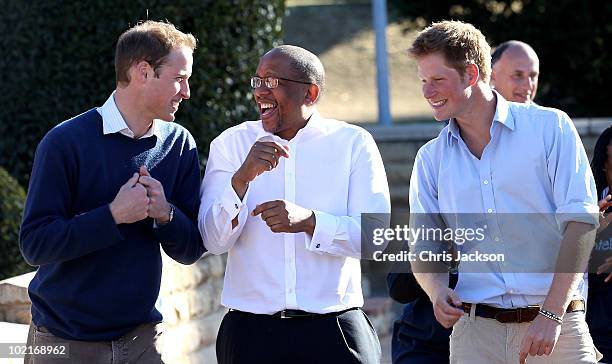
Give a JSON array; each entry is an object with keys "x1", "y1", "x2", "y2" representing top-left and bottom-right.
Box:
[
  {"x1": 389, "y1": 0, "x2": 611, "y2": 117},
  {"x1": 0, "y1": 167, "x2": 31, "y2": 280},
  {"x1": 0, "y1": 0, "x2": 285, "y2": 187}
]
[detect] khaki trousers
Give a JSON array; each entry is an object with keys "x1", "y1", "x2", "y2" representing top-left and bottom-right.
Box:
[
  {"x1": 24, "y1": 322, "x2": 164, "y2": 364},
  {"x1": 450, "y1": 306, "x2": 602, "y2": 364}
]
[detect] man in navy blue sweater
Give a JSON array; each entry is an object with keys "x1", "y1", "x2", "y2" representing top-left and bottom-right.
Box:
[{"x1": 19, "y1": 20, "x2": 205, "y2": 363}]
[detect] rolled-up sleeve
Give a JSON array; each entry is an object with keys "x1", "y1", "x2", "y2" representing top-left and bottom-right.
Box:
[{"x1": 547, "y1": 112, "x2": 599, "y2": 229}]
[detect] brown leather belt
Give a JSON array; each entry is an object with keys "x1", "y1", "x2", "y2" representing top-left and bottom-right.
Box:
[{"x1": 461, "y1": 299, "x2": 585, "y2": 323}]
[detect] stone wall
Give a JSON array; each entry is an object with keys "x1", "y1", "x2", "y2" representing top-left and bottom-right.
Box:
[{"x1": 1, "y1": 118, "x2": 609, "y2": 363}]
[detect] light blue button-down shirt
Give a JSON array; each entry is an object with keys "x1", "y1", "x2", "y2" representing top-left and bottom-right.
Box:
[{"x1": 409, "y1": 92, "x2": 598, "y2": 308}]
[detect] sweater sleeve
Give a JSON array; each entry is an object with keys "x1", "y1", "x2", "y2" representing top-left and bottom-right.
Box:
[
  {"x1": 19, "y1": 131, "x2": 124, "y2": 266},
  {"x1": 153, "y1": 132, "x2": 206, "y2": 264}
]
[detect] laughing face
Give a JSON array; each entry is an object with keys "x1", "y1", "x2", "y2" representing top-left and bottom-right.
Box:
[
  {"x1": 416, "y1": 52, "x2": 471, "y2": 122},
  {"x1": 253, "y1": 51, "x2": 311, "y2": 140},
  {"x1": 142, "y1": 46, "x2": 193, "y2": 122}
]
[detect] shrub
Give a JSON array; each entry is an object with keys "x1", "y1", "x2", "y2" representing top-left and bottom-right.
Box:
[
  {"x1": 0, "y1": 167, "x2": 31, "y2": 280},
  {"x1": 0, "y1": 0, "x2": 285, "y2": 187}
]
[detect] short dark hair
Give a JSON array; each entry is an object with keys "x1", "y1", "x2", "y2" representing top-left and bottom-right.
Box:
[
  {"x1": 591, "y1": 125, "x2": 612, "y2": 198},
  {"x1": 115, "y1": 20, "x2": 197, "y2": 85},
  {"x1": 271, "y1": 45, "x2": 326, "y2": 95}
]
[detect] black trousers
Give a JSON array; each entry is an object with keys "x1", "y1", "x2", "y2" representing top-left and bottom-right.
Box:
[{"x1": 216, "y1": 308, "x2": 381, "y2": 364}]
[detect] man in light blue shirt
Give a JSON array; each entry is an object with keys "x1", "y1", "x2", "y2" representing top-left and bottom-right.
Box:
[{"x1": 407, "y1": 21, "x2": 601, "y2": 364}]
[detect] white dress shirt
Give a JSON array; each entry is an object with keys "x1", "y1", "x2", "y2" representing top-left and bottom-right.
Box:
[
  {"x1": 97, "y1": 92, "x2": 158, "y2": 139},
  {"x1": 410, "y1": 92, "x2": 598, "y2": 308},
  {"x1": 199, "y1": 111, "x2": 391, "y2": 314}
]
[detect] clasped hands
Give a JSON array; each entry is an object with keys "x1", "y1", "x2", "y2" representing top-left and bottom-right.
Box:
[{"x1": 109, "y1": 166, "x2": 170, "y2": 224}]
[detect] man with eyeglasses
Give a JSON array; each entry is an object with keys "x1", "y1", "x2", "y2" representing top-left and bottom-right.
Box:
[{"x1": 198, "y1": 45, "x2": 391, "y2": 364}]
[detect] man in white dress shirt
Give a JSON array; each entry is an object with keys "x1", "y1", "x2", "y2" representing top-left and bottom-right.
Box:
[
  {"x1": 407, "y1": 21, "x2": 601, "y2": 364},
  {"x1": 199, "y1": 45, "x2": 391, "y2": 364}
]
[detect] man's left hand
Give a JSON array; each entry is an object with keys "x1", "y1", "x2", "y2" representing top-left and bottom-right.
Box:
[
  {"x1": 518, "y1": 314, "x2": 562, "y2": 364},
  {"x1": 252, "y1": 200, "x2": 315, "y2": 235},
  {"x1": 138, "y1": 166, "x2": 171, "y2": 223},
  {"x1": 597, "y1": 256, "x2": 612, "y2": 283}
]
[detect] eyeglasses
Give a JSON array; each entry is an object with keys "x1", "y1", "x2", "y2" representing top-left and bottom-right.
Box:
[{"x1": 250, "y1": 76, "x2": 311, "y2": 89}]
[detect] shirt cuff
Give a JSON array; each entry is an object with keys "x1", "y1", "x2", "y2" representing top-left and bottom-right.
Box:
[
  {"x1": 305, "y1": 210, "x2": 338, "y2": 254},
  {"x1": 556, "y1": 202, "x2": 599, "y2": 230},
  {"x1": 220, "y1": 181, "x2": 249, "y2": 221}
]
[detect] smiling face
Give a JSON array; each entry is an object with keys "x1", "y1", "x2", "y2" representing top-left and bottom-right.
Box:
[
  {"x1": 253, "y1": 51, "x2": 313, "y2": 140},
  {"x1": 142, "y1": 46, "x2": 193, "y2": 122},
  {"x1": 416, "y1": 52, "x2": 472, "y2": 122},
  {"x1": 491, "y1": 45, "x2": 539, "y2": 103}
]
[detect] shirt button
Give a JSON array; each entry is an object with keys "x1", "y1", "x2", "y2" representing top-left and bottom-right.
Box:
[
  {"x1": 483, "y1": 180, "x2": 489, "y2": 185},
  {"x1": 234, "y1": 203, "x2": 239, "y2": 209},
  {"x1": 288, "y1": 288, "x2": 294, "y2": 293},
  {"x1": 487, "y1": 209, "x2": 493, "y2": 213},
  {"x1": 315, "y1": 244, "x2": 321, "y2": 249},
  {"x1": 483, "y1": 225, "x2": 488, "y2": 229},
  {"x1": 494, "y1": 237, "x2": 500, "y2": 242}
]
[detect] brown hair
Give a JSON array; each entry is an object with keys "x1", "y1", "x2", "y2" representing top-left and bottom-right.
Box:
[
  {"x1": 408, "y1": 20, "x2": 491, "y2": 83},
  {"x1": 115, "y1": 20, "x2": 197, "y2": 85}
]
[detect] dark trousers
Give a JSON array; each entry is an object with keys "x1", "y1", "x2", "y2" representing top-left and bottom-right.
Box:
[{"x1": 216, "y1": 308, "x2": 381, "y2": 364}]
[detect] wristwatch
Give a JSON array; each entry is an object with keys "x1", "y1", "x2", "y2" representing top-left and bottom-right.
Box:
[
  {"x1": 166, "y1": 203, "x2": 175, "y2": 223},
  {"x1": 156, "y1": 203, "x2": 175, "y2": 225}
]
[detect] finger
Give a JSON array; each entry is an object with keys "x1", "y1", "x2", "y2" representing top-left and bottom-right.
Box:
[
  {"x1": 606, "y1": 272, "x2": 612, "y2": 283},
  {"x1": 252, "y1": 201, "x2": 279, "y2": 216},
  {"x1": 263, "y1": 216, "x2": 284, "y2": 227},
  {"x1": 440, "y1": 300, "x2": 464, "y2": 317},
  {"x1": 448, "y1": 290, "x2": 462, "y2": 307},
  {"x1": 133, "y1": 183, "x2": 148, "y2": 194},
  {"x1": 124, "y1": 173, "x2": 140, "y2": 187},
  {"x1": 259, "y1": 142, "x2": 290, "y2": 158},
  {"x1": 257, "y1": 155, "x2": 277, "y2": 170},
  {"x1": 536, "y1": 342, "x2": 547, "y2": 356},
  {"x1": 519, "y1": 337, "x2": 532, "y2": 364},
  {"x1": 260, "y1": 208, "x2": 282, "y2": 221},
  {"x1": 139, "y1": 166, "x2": 151, "y2": 177},
  {"x1": 529, "y1": 340, "x2": 540, "y2": 356},
  {"x1": 269, "y1": 223, "x2": 286, "y2": 233},
  {"x1": 137, "y1": 175, "x2": 159, "y2": 188}
]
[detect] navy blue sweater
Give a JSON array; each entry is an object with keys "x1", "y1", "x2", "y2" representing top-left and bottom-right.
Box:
[{"x1": 20, "y1": 109, "x2": 206, "y2": 341}]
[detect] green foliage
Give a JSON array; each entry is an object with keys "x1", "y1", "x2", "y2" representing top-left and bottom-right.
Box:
[
  {"x1": 389, "y1": 0, "x2": 611, "y2": 117},
  {"x1": 0, "y1": 0, "x2": 285, "y2": 187},
  {"x1": 0, "y1": 167, "x2": 31, "y2": 280}
]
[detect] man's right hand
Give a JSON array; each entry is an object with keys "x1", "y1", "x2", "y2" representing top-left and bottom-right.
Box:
[
  {"x1": 109, "y1": 173, "x2": 150, "y2": 224},
  {"x1": 432, "y1": 286, "x2": 464, "y2": 328},
  {"x1": 232, "y1": 141, "x2": 289, "y2": 199}
]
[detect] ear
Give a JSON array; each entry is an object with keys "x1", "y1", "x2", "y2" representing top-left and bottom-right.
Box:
[
  {"x1": 490, "y1": 69, "x2": 497, "y2": 86},
  {"x1": 304, "y1": 84, "x2": 320, "y2": 106},
  {"x1": 132, "y1": 60, "x2": 151, "y2": 83},
  {"x1": 465, "y1": 63, "x2": 479, "y2": 87}
]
